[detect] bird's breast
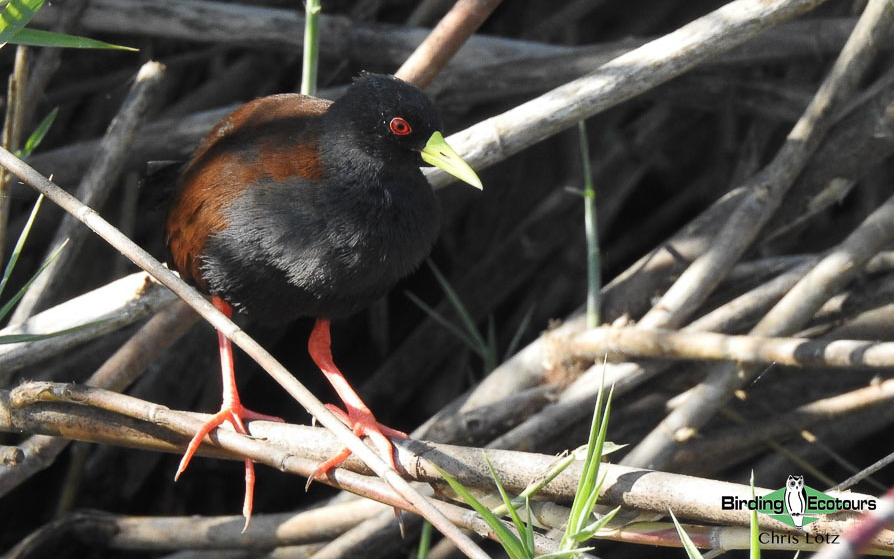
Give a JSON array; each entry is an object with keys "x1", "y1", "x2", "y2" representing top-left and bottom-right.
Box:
[{"x1": 200, "y1": 172, "x2": 441, "y2": 321}]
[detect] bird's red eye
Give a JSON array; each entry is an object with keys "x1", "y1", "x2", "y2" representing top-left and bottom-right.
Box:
[{"x1": 389, "y1": 117, "x2": 412, "y2": 136}]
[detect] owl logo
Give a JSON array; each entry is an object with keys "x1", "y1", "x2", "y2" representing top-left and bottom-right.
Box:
[{"x1": 785, "y1": 475, "x2": 806, "y2": 528}]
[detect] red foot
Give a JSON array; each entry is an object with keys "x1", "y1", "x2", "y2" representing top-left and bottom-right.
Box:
[
  {"x1": 175, "y1": 296, "x2": 283, "y2": 532},
  {"x1": 306, "y1": 404, "x2": 408, "y2": 489},
  {"x1": 305, "y1": 319, "x2": 408, "y2": 489},
  {"x1": 175, "y1": 402, "x2": 281, "y2": 527}
]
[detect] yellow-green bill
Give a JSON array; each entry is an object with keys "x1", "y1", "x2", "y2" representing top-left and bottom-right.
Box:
[{"x1": 420, "y1": 131, "x2": 483, "y2": 190}]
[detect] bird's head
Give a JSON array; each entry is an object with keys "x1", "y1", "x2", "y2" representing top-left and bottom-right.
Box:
[{"x1": 323, "y1": 73, "x2": 482, "y2": 189}]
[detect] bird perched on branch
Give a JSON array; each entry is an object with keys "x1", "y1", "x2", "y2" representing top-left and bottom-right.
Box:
[{"x1": 164, "y1": 73, "x2": 482, "y2": 528}]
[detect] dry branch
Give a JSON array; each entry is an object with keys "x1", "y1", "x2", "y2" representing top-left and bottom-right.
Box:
[
  {"x1": 0, "y1": 301, "x2": 197, "y2": 498},
  {"x1": 0, "y1": 272, "x2": 177, "y2": 384},
  {"x1": 626, "y1": 188, "x2": 894, "y2": 468},
  {"x1": 10, "y1": 61, "x2": 166, "y2": 323},
  {"x1": 30, "y1": 0, "x2": 563, "y2": 70},
  {"x1": 395, "y1": 0, "x2": 503, "y2": 88},
  {"x1": 0, "y1": 46, "x2": 28, "y2": 263},
  {"x1": 0, "y1": 144, "x2": 489, "y2": 559},
  {"x1": 0, "y1": 385, "x2": 582, "y2": 556},
  {"x1": 672, "y1": 378, "x2": 894, "y2": 472},
  {"x1": 25, "y1": 0, "x2": 832, "y2": 194},
  {"x1": 622, "y1": 0, "x2": 894, "y2": 470},
  {"x1": 570, "y1": 326, "x2": 894, "y2": 370},
  {"x1": 1, "y1": 382, "x2": 888, "y2": 548},
  {"x1": 425, "y1": 0, "x2": 832, "y2": 187}
]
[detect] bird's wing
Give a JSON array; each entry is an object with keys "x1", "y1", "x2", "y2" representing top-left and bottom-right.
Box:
[{"x1": 165, "y1": 94, "x2": 333, "y2": 287}]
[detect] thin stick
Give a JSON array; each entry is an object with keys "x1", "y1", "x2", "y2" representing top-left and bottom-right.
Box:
[
  {"x1": 3, "y1": 384, "x2": 885, "y2": 545},
  {"x1": 395, "y1": 0, "x2": 503, "y2": 88},
  {"x1": 1, "y1": 383, "x2": 575, "y2": 556},
  {"x1": 569, "y1": 326, "x2": 894, "y2": 370},
  {"x1": 0, "y1": 148, "x2": 490, "y2": 559},
  {"x1": 0, "y1": 272, "x2": 177, "y2": 384},
  {"x1": 10, "y1": 61, "x2": 166, "y2": 323},
  {"x1": 31, "y1": 0, "x2": 564, "y2": 72},
  {"x1": 425, "y1": 0, "x2": 832, "y2": 187},
  {"x1": 0, "y1": 46, "x2": 28, "y2": 263},
  {"x1": 621, "y1": 0, "x2": 894, "y2": 470},
  {"x1": 0, "y1": 301, "x2": 198, "y2": 499}
]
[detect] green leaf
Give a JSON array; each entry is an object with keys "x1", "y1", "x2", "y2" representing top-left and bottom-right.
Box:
[
  {"x1": 523, "y1": 497, "x2": 534, "y2": 556},
  {"x1": 504, "y1": 304, "x2": 534, "y2": 360},
  {"x1": 9, "y1": 27, "x2": 137, "y2": 50},
  {"x1": 433, "y1": 463, "x2": 531, "y2": 559},
  {"x1": 0, "y1": 193, "x2": 43, "y2": 300},
  {"x1": 405, "y1": 290, "x2": 478, "y2": 350},
  {"x1": 560, "y1": 374, "x2": 613, "y2": 550},
  {"x1": 0, "y1": 0, "x2": 44, "y2": 47},
  {"x1": 0, "y1": 237, "x2": 68, "y2": 323},
  {"x1": 426, "y1": 259, "x2": 490, "y2": 357},
  {"x1": 416, "y1": 521, "x2": 432, "y2": 559},
  {"x1": 485, "y1": 315, "x2": 497, "y2": 372},
  {"x1": 483, "y1": 453, "x2": 528, "y2": 544},
  {"x1": 0, "y1": 320, "x2": 107, "y2": 344},
  {"x1": 669, "y1": 509, "x2": 704, "y2": 559},
  {"x1": 17, "y1": 107, "x2": 57, "y2": 159},
  {"x1": 750, "y1": 471, "x2": 761, "y2": 559},
  {"x1": 577, "y1": 505, "x2": 620, "y2": 540}
]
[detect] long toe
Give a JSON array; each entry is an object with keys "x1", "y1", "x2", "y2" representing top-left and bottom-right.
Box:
[
  {"x1": 175, "y1": 409, "x2": 230, "y2": 480},
  {"x1": 309, "y1": 406, "x2": 407, "y2": 486},
  {"x1": 176, "y1": 402, "x2": 279, "y2": 529}
]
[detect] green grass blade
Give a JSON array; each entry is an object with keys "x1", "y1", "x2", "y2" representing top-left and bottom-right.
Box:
[
  {"x1": 416, "y1": 520, "x2": 432, "y2": 559},
  {"x1": 669, "y1": 509, "x2": 704, "y2": 559},
  {"x1": 426, "y1": 259, "x2": 489, "y2": 356},
  {"x1": 0, "y1": 320, "x2": 107, "y2": 344},
  {"x1": 433, "y1": 463, "x2": 530, "y2": 559},
  {"x1": 17, "y1": 107, "x2": 57, "y2": 159},
  {"x1": 491, "y1": 450, "x2": 579, "y2": 519},
  {"x1": 485, "y1": 314, "x2": 497, "y2": 372},
  {"x1": 0, "y1": 193, "x2": 43, "y2": 299},
  {"x1": 504, "y1": 304, "x2": 534, "y2": 360},
  {"x1": 567, "y1": 385, "x2": 604, "y2": 532},
  {"x1": 405, "y1": 290, "x2": 478, "y2": 350},
  {"x1": 560, "y1": 368, "x2": 613, "y2": 551},
  {"x1": 300, "y1": 0, "x2": 320, "y2": 95},
  {"x1": 9, "y1": 27, "x2": 136, "y2": 50},
  {"x1": 750, "y1": 471, "x2": 761, "y2": 559},
  {"x1": 577, "y1": 505, "x2": 620, "y2": 540},
  {"x1": 0, "y1": 237, "x2": 67, "y2": 322},
  {"x1": 0, "y1": 0, "x2": 44, "y2": 46},
  {"x1": 577, "y1": 120, "x2": 601, "y2": 328},
  {"x1": 483, "y1": 453, "x2": 527, "y2": 539},
  {"x1": 10, "y1": 27, "x2": 136, "y2": 50},
  {"x1": 523, "y1": 497, "x2": 535, "y2": 555}
]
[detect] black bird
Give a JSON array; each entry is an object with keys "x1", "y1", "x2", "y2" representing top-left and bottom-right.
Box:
[{"x1": 164, "y1": 73, "x2": 482, "y2": 528}]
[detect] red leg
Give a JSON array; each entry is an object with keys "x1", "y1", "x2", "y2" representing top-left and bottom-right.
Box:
[
  {"x1": 175, "y1": 296, "x2": 282, "y2": 532},
  {"x1": 307, "y1": 318, "x2": 407, "y2": 484}
]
